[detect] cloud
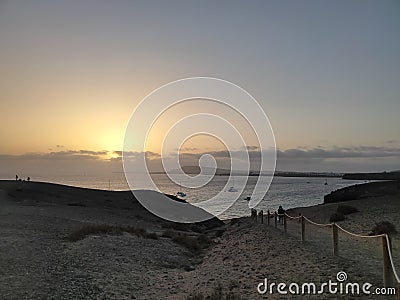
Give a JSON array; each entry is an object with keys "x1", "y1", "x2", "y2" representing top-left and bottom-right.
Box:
[
  {"x1": 277, "y1": 146, "x2": 400, "y2": 159},
  {"x1": 170, "y1": 146, "x2": 400, "y2": 172},
  {"x1": 78, "y1": 150, "x2": 108, "y2": 156},
  {"x1": 0, "y1": 149, "x2": 109, "y2": 161},
  {"x1": 243, "y1": 145, "x2": 260, "y2": 151},
  {"x1": 145, "y1": 151, "x2": 161, "y2": 158},
  {"x1": 386, "y1": 140, "x2": 398, "y2": 144},
  {"x1": 1, "y1": 145, "x2": 399, "y2": 174},
  {"x1": 178, "y1": 147, "x2": 198, "y2": 152},
  {"x1": 112, "y1": 151, "x2": 161, "y2": 159},
  {"x1": 273, "y1": 146, "x2": 400, "y2": 172}
]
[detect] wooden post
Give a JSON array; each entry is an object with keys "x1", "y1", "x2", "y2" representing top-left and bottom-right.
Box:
[
  {"x1": 283, "y1": 214, "x2": 287, "y2": 233},
  {"x1": 267, "y1": 210, "x2": 270, "y2": 226},
  {"x1": 301, "y1": 215, "x2": 305, "y2": 242},
  {"x1": 332, "y1": 224, "x2": 339, "y2": 256},
  {"x1": 259, "y1": 210, "x2": 264, "y2": 224},
  {"x1": 274, "y1": 212, "x2": 277, "y2": 228},
  {"x1": 382, "y1": 235, "x2": 394, "y2": 288}
]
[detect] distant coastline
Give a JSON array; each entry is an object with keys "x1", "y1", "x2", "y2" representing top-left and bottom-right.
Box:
[
  {"x1": 150, "y1": 166, "x2": 343, "y2": 178},
  {"x1": 151, "y1": 167, "x2": 400, "y2": 180},
  {"x1": 342, "y1": 171, "x2": 400, "y2": 180}
]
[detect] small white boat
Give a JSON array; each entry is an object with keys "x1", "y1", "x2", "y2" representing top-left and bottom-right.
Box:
[{"x1": 228, "y1": 176, "x2": 238, "y2": 192}]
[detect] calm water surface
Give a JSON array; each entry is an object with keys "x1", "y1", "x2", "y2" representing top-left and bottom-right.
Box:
[{"x1": 9, "y1": 173, "x2": 367, "y2": 220}]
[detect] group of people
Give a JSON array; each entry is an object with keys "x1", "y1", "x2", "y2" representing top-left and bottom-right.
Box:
[{"x1": 15, "y1": 175, "x2": 30, "y2": 182}]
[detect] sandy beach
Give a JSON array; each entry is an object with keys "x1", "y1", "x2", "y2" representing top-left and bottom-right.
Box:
[{"x1": 0, "y1": 180, "x2": 399, "y2": 299}]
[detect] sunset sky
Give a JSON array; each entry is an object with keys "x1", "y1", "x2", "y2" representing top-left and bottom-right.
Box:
[{"x1": 0, "y1": 0, "x2": 399, "y2": 175}]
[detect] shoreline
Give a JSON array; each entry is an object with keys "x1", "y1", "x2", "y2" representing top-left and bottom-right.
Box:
[{"x1": 2, "y1": 178, "x2": 398, "y2": 225}]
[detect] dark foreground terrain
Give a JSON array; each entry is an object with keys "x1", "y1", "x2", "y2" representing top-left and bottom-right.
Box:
[{"x1": 0, "y1": 180, "x2": 397, "y2": 299}]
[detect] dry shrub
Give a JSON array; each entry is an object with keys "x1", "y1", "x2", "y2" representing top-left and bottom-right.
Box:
[
  {"x1": 370, "y1": 221, "x2": 397, "y2": 236},
  {"x1": 337, "y1": 205, "x2": 359, "y2": 215},
  {"x1": 172, "y1": 234, "x2": 202, "y2": 253},
  {"x1": 162, "y1": 231, "x2": 213, "y2": 254},
  {"x1": 329, "y1": 212, "x2": 345, "y2": 223},
  {"x1": 161, "y1": 222, "x2": 190, "y2": 231},
  {"x1": 66, "y1": 224, "x2": 158, "y2": 242},
  {"x1": 186, "y1": 283, "x2": 241, "y2": 300}
]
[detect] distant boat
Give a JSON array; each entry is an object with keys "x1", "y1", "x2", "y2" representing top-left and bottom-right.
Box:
[
  {"x1": 177, "y1": 180, "x2": 186, "y2": 198},
  {"x1": 244, "y1": 196, "x2": 251, "y2": 201},
  {"x1": 176, "y1": 191, "x2": 186, "y2": 198},
  {"x1": 324, "y1": 180, "x2": 328, "y2": 185},
  {"x1": 228, "y1": 176, "x2": 238, "y2": 192}
]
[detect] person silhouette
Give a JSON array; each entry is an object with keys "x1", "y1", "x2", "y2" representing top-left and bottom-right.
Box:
[
  {"x1": 277, "y1": 205, "x2": 285, "y2": 224},
  {"x1": 16, "y1": 175, "x2": 18, "y2": 181},
  {"x1": 27, "y1": 177, "x2": 30, "y2": 182}
]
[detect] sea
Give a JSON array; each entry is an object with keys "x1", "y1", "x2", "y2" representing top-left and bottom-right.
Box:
[{"x1": 8, "y1": 173, "x2": 368, "y2": 220}]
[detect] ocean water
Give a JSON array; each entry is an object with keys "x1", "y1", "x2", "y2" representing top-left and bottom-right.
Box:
[{"x1": 10, "y1": 173, "x2": 367, "y2": 220}]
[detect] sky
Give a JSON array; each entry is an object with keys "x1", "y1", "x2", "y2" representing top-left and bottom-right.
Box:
[{"x1": 0, "y1": 0, "x2": 399, "y2": 175}]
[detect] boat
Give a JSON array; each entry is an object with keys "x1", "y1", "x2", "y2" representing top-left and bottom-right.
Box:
[
  {"x1": 244, "y1": 196, "x2": 251, "y2": 201},
  {"x1": 176, "y1": 191, "x2": 186, "y2": 198},
  {"x1": 324, "y1": 180, "x2": 328, "y2": 185},
  {"x1": 176, "y1": 179, "x2": 187, "y2": 198},
  {"x1": 228, "y1": 176, "x2": 238, "y2": 192}
]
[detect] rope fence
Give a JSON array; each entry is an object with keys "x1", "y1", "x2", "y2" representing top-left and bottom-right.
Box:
[{"x1": 251, "y1": 209, "x2": 400, "y2": 288}]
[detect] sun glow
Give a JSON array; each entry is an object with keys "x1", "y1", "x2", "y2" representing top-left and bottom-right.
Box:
[{"x1": 99, "y1": 129, "x2": 124, "y2": 154}]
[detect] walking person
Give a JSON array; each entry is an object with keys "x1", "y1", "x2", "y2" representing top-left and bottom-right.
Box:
[{"x1": 277, "y1": 205, "x2": 285, "y2": 224}]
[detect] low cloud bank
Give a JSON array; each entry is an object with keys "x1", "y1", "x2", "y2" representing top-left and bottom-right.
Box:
[{"x1": 0, "y1": 145, "x2": 399, "y2": 178}]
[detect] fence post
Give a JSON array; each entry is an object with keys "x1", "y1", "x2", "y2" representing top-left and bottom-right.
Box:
[
  {"x1": 267, "y1": 210, "x2": 270, "y2": 226},
  {"x1": 332, "y1": 224, "x2": 339, "y2": 256},
  {"x1": 259, "y1": 210, "x2": 264, "y2": 224},
  {"x1": 274, "y1": 212, "x2": 277, "y2": 228},
  {"x1": 382, "y1": 235, "x2": 394, "y2": 288},
  {"x1": 301, "y1": 215, "x2": 305, "y2": 242},
  {"x1": 283, "y1": 214, "x2": 287, "y2": 233}
]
